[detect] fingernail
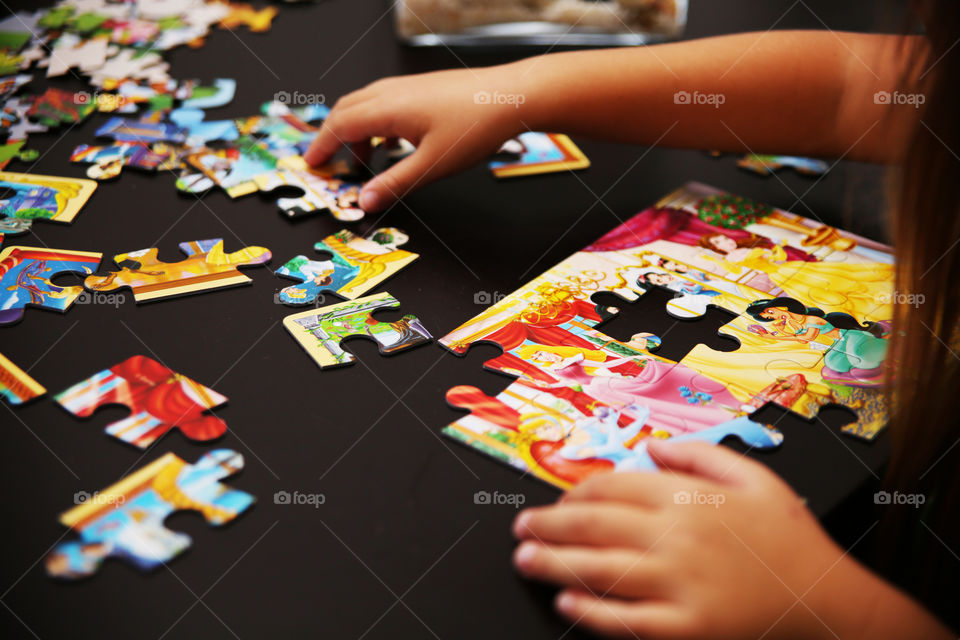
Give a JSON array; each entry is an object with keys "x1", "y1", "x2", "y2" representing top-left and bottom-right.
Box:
[
  {"x1": 359, "y1": 186, "x2": 380, "y2": 211},
  {"x1": 513, "y1": 542, "x2": 538, "y2": 571},
  {"x1": 556, "y1": 591, "x2": 578, "y2": 613},
  {"x1": 512, "y1": 511, "x2": 530, "y2": 538}
]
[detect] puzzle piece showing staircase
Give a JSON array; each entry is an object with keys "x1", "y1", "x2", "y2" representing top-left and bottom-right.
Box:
[
  {"x1": 45, "y1": 449, "x2": 254, "y2": 579},
  {"x1": 55, "y1": 355, "x2": 228, "y2": 448},
  {"x1": 84, "y1": 238, "x2": 271, "y2": 302},
  {"x1": 0, "y1": 245, "x2": 102, "y2": 325},
  {"x1": 0, "y1": 351, "x2": 45, "y2": 405},
  {"x1": 283, "y1": 291, "x2": 432, "y2": 368},
  {"x1": 275, "y1": 227, "x2": 418, "y2": 304}
]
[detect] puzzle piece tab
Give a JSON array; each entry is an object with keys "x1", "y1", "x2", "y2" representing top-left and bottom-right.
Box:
[
  {"x1": 275, "y1": 227, "x2": 417, "y2": 304},
  {"x1": 84, "y1": 238, "x2": 271, "y2": 302},
  {"x1": 0, "y1": 246, "x2": 102, "y2": 325},
  {"x1": 55, "y1": 355, "x2": 228, "y2": 448},
  {"x1": 283, "y1": 292, "x2": 432, "y2": 368},
  {"x1": 45, "y1": 449, "x2": 253, "y2": 579},
  {"x1": 0, "y1": 351, "x2": 45, "y2": 405}
]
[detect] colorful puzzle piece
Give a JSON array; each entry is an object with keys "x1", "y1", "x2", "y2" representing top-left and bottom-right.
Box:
[
  {"x1": 85, "y1": 238, "x2": 270, "y2": 302},
  {"x1": 283, "y1": 291, "x2": 433, "y2": 368},
  {"x1": 489, "y1": 132, "x2": 589, "y2": 178},
  {"x1": 275, "y1": 227, "x2": 418, "y2": 304},
  {"x1": 0, "y1": 351, "x2": 45, "y2": 405},
  {"x1": 45, "y1": 449, "x2": 254, "y2": 579},
  {"x1": 55, "y1": 355, "x2": 227, "y2": 448},
  {"x1": 255, "y1": 165, "x2": 364, "y2": 221},
  {"x1": 437, "y1": 183, "x2": 895, "y2": 489},
  {"x1": 0, "y1": 171, "x2": 98, "y2": 234},
  {"x1": 0, "y1": 246, "x2": 102, "y2": 325},
  {"x1": 26, "y1": 88, "x2": 97, "y2": 128},
  {"x1": 71, "y1": 141, "x2": 181, "y2": 180},
  {"x1": 736, "y1": 154, "x2": 829, "y2": 177}
]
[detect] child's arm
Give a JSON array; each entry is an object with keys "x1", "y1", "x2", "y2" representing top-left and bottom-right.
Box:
[
  {"x1": 511, "y1": 440, "x2": 953, "y2": 639},
  {"x1": 306, "y1": 31, "x2": 925, "y2": 211}
]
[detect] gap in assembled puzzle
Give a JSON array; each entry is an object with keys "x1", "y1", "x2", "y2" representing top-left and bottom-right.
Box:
[{"x1": 0, "y1": 0, "x2": 890, "y2": 578}]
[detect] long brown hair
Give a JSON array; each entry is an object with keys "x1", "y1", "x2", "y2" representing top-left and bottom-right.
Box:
[{"x1": 877, "y1": 0, "x2": 960, "y2": 627}]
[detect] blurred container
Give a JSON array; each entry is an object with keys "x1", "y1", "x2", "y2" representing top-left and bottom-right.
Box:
[{"x1": 395, "y1": 0, "x2": 687, "y2": 47}]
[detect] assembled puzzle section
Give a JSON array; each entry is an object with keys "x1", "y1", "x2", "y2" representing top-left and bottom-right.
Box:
[
  {"x1": 84, "y1": 238, "x2": 270, "y2": 302},
  {"x1": 0, "y1": 245, "x2": 102, "y2": 325},
  {"x1": 283, "y1": 291, "x2": 433, "y2": 368},
  {"x1": 56, "y1": 355, "x2": 228, "y2": 449},
  {"x1": 275, "y1": 227, "x2": 418, "y2": 304},
  {"x1": 45, "y1": 449, "x2": 254, "y2": 580},
  {"x1": 438, "y1": 182, "x2": 894, "y2": 488},
  {"x1": 0, "y1": 351, "x2": 45, "y2": 405}
]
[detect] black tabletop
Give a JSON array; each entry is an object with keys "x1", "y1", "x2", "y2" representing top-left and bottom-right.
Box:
[{"x1": 1, "y1": 1, "x2": 902, "y2": 638}]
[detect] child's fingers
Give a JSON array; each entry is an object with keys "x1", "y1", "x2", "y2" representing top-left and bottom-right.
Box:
[
  {"x1": 358, "y1": 140, "x2": 441, "y2": 212},
  {"x1": 646, "y1": 439, "x2": 764, "y2": 487},
  {"x1": 562, "y1": 471, "x2": 704, "y2": 509},
  {"x1": 513, "y1": 543, "x2": 666, "y2": 600},
  {"x1": 555, "y1": 589, "x2": 686, "y2": 639},
  {"x1": 512, "y1": 503, "x2": 660, "y2": 549},
  {"x1": 304, "y1": 104, "x2": 390, "y2": 166}
]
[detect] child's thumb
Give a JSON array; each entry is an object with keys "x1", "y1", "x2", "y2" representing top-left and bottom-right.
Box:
[{"x1": 359, "y1": 144, "x2": 438, "y2": 212}]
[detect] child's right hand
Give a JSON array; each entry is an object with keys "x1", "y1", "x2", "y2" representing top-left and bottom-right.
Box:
[{"x1": 304, "y1": 64, "x2": 530, "y2": 212}]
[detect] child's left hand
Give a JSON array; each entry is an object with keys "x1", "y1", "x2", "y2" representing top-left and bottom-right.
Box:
[{"x1": 512, "y1": 440, "x2": 862, "y2": 639}]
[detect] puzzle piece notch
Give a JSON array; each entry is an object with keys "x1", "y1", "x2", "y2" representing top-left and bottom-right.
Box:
[
  {"x1": 84, "y1": 238, "x2": 271, "y2": 302},
  {"x1": 275, "y1": 227, "x2": 418, "y2": 305},
  {"x1": 0, "y1": 246, "x2": 102, "y2": 325},
  {"x1": 283, "y1": 291, "x2": 433, "y2": 368},
  {"x1": 55, "y1": 355, "x2": 227, "y2": 449},
  {"x1": 45, "y1": 449, "x2": 254, "y2": 579}
]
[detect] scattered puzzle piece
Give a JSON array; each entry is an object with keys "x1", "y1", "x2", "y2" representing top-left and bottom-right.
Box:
[
  {"x1": 84, "y1": 238, "x2": 271, "y2": 302},
  {"x1": 55, "y1": 355, "x2": 227, "y2": 448},
  {"x1": 0, "y1": 351, "x2": 45, "y2": 405},
  {"x1": 45, "y1": 449, "x2": 254, "y2": 579},
  {"x1": 217, "y1": 3, "x2": 278, "y2": 32},
  {"x1": 41, "y1": 33, "x2": 111, "y2": 77},
  {"x1": 283, "y1": 291, "x2": 432, "y2": 368},
  {"x1": 275, "y1": 227, "x2": 418, "y2": 304},
  {"x1": 0, "y1": 171, "x2": 98, "y2": 235},
  {"x1": 71, "y1": 141, "x2": 181, "y2": 180},
  {"x1": 26, "y1": 87, "x2": 96, "y2": 128},
  {"x1": 737, "y1": 154, "x2": 829, "y2": 177},
  {"x1": 489, "y1": 132, "x2": 589, "y2": 178},
  {"x1": 0, "y1": 246, "x2": 102, "y2": 325}
]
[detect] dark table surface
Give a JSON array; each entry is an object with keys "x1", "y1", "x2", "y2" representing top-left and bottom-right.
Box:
[{"x1": 1, "y1": 1, "x2": 904, "y2": 638}]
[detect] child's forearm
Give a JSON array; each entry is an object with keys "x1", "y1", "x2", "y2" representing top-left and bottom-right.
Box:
[
  {"x1": 805, "y1": 553, "x2": 953, "y2": 639},
  {"x1": 516, "y1": 31, "x2": 923, "y2": 162}
]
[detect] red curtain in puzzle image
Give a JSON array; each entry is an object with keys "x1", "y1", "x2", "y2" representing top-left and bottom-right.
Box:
[{"x1": 55, "y1": 355, "x2": 228, "y2": 449}]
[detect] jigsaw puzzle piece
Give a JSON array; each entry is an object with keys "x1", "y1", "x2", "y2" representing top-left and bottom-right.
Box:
[
  {"x1": 0, "y1": 171, "x2": 98, "y2": 234},
  {"x1": 254, "y1": 164, "x2": 364, "y2": 222},
  {"x1": 275, "y1": 227, "x2": 418, "y2": 304},
  {"x1": 26, "y1": 88, "x2": 96, "y2": 128},
  {"x1": 168, "y1": 108, "x2": 239, "y2": 146},
  {"x1": 218, "y1": 3, "x2": 278, "y2": 32},
  {"x1": 283, "y1": 291, "x2": 432, "y2": 368},
  {"x1": 177, "y1": 141, "x2": 281, "y2": 198},
  {"x1": 45, "y1": 449, "x2": 254, "y2": 579},
  {"x1": 88, "y1": 48, "x2": 170, "y2": 88},
  {"x1": 84, "y1": 238, "x2": 271, "y2": 302},
  {"x1": 41, "y1": 33, "x2": 110, "y2": 77},
  {"x1": 71, "y1": 141, "x2": 181, "y2": 180},
  {"x1": 94, "y1": 115, "x2": 186, "y2": 144},
  {"x1": 0, "y1": 246, "x2": 102, "y2": 325},
  {"x1": 55, "y1": 355, "x2": 227, "y2": 448},
  {"x1": 0, "y1": 351, "x2": 45, "y2": 405},
  {"x1": 737, "y1": 154, "x2": 829, "y2": 177},
  {"x1": 489, "y1": 132, "x2": 589, "y2": 178}
]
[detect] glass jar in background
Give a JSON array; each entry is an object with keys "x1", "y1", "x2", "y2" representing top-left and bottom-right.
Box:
[{"x1": 395, "y1": 0, "x2": 687, "y2": 47}]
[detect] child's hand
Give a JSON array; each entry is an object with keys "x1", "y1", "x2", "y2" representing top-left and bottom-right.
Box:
[
  {"x1": 512, "y1": 440, "x2": 863, "y2": 639},
  {"x1": 304, "y1": 65, "x2": 529, "y2": 212}
]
